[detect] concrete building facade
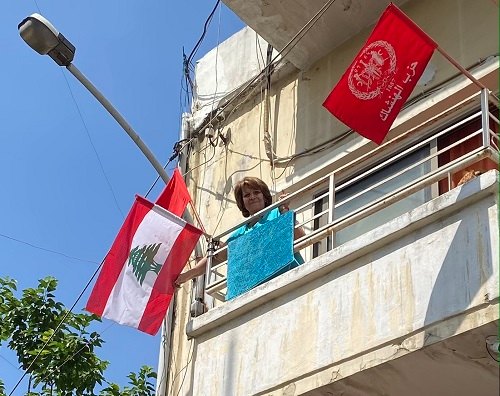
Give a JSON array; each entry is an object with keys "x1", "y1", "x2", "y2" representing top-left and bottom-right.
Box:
[{"x1": 158, "y1": 1, "x2": 499, "y2": 395}]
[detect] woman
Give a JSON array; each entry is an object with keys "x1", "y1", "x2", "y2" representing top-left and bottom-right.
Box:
[{"x1": 174, "y1": 177, "x2": 305, "y2": 286}]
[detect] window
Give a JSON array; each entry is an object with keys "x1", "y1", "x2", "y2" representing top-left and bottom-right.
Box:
[
  {"x1": 312, "y1": 146, "x2": 430, "y2": 258},
  {"x1": 437, "y1": 116, "x2": 497, "y2": 194}
]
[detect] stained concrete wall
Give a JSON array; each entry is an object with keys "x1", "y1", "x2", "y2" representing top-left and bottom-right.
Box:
[
  {"x1": 186, "y1": 0, "x2": 499, "y2": 237},
  {"x1": 187, "y1": 171, "x2": 498, "y2": 395},
  {"x1": 165, "y1": 0, "x2": 499, "y2": 393}
]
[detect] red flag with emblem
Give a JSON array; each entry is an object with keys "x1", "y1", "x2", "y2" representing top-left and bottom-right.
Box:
[{"x1": 322, "y1": 3, "x2": 437, "y2": 144}]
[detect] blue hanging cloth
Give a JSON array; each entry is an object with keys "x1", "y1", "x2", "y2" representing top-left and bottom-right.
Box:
[{"x1": 226, "y1": 210, "x2": 300, "y2": 300}]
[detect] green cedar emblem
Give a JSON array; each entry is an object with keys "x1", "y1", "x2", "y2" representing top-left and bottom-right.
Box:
[{"x1": 128, "y1": 243, "x2": 163, "y2": 285}]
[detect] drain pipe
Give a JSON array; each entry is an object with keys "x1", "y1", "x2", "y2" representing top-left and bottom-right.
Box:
[
  {"x1": 263, "y1": 44, "x2": 278, "y2": 163},
  {"x1": 156, "y1": 113, "x2": 205, "y2": 395}
]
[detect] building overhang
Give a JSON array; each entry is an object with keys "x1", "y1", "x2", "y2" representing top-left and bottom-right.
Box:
[{"x1": 222, "y1": 0, "x2": 410, "y2": 70}]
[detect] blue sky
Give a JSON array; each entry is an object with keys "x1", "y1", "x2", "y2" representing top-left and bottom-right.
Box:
[{"x1": 0, "y1": 1, "x2": 243, "y2": 393}]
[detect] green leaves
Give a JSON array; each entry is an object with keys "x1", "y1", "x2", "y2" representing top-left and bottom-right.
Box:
[
  {"x1": 0, "y1": 277, "x2": 157, "y2": 396},
  {"x1": 101, "y1": 366, "x2": 157, "y2": 396},
  {"x1": 125, "y1": 366, "x2": 157, "y2": 395}
]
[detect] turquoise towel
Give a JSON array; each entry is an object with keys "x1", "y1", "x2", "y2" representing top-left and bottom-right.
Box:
[{"x1": 226, "y1": 211, "x2": 296, "y2": 300}]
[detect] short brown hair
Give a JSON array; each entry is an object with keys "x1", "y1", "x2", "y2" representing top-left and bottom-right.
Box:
[{"x1": 234, "y1": 177, "x2": 272, "y2": 217}]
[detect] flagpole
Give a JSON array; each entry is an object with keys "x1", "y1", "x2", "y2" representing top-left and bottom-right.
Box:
[
  {"x1": 189, "y1": 201, "x2": 207, "y2": 234},
  {"x1": 435, "y1": 47, "x2": 499, "y2": 105},
  {"x1": 392, "y1": 4, "x2": 499, "y2": 105}
]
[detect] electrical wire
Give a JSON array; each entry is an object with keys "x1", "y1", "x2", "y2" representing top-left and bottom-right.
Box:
[
  {"x1": 5, "y1": 148, "x2": 178, "y2": 395},
  {"x1": 262, "y1": 43, "x2": 278, "y2": 191},
  {"x1": 175, "y1": 3, "x2": 499, "y2": 175},
  {"x1": 172, "y1": 0, "x2": 340, "y2": 171},
  {"x1": 181, "y1": 0, "x2": 222, "y2": 112},
  {"x1": 192, "y1": 0, "x2": 339, "y2": 138},
  {"x1": 155, "y1": 320, "x2": 169, "y2": 395},
  {"x1": 185, "y1": 0, "x2": 221, "y2": 71},
  {"x1": 255, "y1": 32, "x2": 266, "y2": 71},
  {"x1": 190, "y1": 5, "x2": 224, "y2": 236},
  {"x1": 10, "y1": 2, "x2": 221, "y2": 394},
  {"x1": 146, "y1": 5, "x2": 343, "y2": 390},
  {"x1": 0, "y1": 353, "x2": 20, "y2": 371},
  {"x1": 42, "y1": 338, "x2": 94, "y2": 381},
  {"x1": 8, "y1": 258, "x2": 104, "y2": 396},
  {"x1": 209, "y1": 2, "x2": 222, "y2": 117},
  {"x1": 186, "y1": 2, "x2": 224, "y2": 186},
  {"x1": 171, "y1": 339, "x2": 194, "y2": 396},
  {"x1": 486, "y1": 345, "x2": 500, "y2": 362},
  {"x1": 33, "y1": 0, "x2": 41, "y2": 13},
  {"x1": 35, "y1": 322, "x2": 116, "y2": 390},
  {"x1": 0, "y1": 232, "x2": 100, "y2": 265},
  {"x1": 6, "y1": 2, "x2": 155, "y2": 392},
  {"x1": 11, "y1": 1, "x2": 341, "y2": 393},
  {"x1": 257, "y1": 75, "x2": 266, "y2": 180},
  {"x1": 176, "y1": 0, "x2": 224, "y2": 176},
  {"x1": 143, "y1": 157, "x2": 176, "y2": 199},
  {"x1": 29, "y1": 2, "x2": 125, "y2": 220},
  {"x1": 60, "y1": 69, "x2": 125, "y2": 217},
  {"x1": 182, "y1": 141, "x2": 217, "y2": 177},
  {"x1": 272, "y1": 156, "x2": 297, "y2": 180},
  {"x1": 485, "y1": 336, "x2": 500, "y2": 362},
  {"x1": 37, "y1": 320, "x2": 116, "y2": 388}
]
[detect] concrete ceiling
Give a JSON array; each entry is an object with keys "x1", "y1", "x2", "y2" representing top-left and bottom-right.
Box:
[
  {"x1": 222, "y1": 0, "x2": 410, "y2": 70},
  {"x1": 303, "y1": 321, "x2": 499, "y2": 396}
]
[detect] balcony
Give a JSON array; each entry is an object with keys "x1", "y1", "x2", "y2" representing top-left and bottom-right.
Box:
[{"x1": 184, "y1": 89, "x2": 499, "y2": 395}]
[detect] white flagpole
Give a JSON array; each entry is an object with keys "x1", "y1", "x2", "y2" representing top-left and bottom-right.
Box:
[
  {"x1": 435, "y1": 46, "x2": 499, "y2": 105},
  {"x1": 392, "y1": 3, "x2": 499, "y2": 105}
]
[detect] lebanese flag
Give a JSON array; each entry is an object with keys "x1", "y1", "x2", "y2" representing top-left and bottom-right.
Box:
[
  {"x1": 322, "y1": 3, "x2": 437, "y2": 144},
  {"x1": 156, "y1": 168, "x2": 191, "y2": 217},
  {"x1": 86, "y1": 196, "x2": 202, "y2": 335}
]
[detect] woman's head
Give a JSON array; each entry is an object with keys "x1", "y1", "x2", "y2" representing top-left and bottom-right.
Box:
[{"x1": 234, "y1": 177, "x2": 272, "y2": 217}]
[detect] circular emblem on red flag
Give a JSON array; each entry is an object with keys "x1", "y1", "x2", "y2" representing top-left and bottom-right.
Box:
[{"x1": 348, "y1": 40, "x2": 397, "y2": 100}]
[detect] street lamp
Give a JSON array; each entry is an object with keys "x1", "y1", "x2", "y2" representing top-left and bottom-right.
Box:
[
  {"x1": 18, "y1": 12, "x2": 207, "y2": 313},
  {"x1": 18, "y1": 13, "x2": 170, "y2": 185},
  {"x1": 19, "y1": 13, "x2": 75, "y2": 66},
  {"x1": 18, "y1": 13, "x2": 207, "y2": 319}
]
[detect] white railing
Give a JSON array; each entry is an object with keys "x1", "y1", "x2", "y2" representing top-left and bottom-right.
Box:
[{"x1": 203, "y1": 88, "x2": 499, "y2": 303}]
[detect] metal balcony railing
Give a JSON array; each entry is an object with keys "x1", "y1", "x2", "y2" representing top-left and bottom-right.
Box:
[{"x1": 203, "y1": 88, "x2": 499, "y2": 303}]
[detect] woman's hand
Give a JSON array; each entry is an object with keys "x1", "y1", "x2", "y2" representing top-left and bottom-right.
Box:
[
  {"x1": 173, "y1": 257, "x2": 208, "y2": 288},
  {"x1": 278, "y1": 191, "x2": 306, "y2": 239},
  {"x1": 278, "y1": 191, "x2": 290, "y2": 213},
  {"x1": 173, "y1": 272, "x2": 189, "y2": 288}
]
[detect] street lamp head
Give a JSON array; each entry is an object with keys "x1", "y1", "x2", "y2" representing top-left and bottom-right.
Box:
[{"x1": 18, "y1": 13, "x2": 76, "y2": 66}]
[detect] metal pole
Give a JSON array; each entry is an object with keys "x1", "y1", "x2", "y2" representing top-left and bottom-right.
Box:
[
  {"x1": 68, "y1": 61, "x2": 210, "y2": 318},
  {"x1": 66, "y1": 62, "x2": 171, "y2": 184},
  {"x1": 435, "y1": 47, "x2": 499, "y2": 107},
  {"x1": 68, "y1": 62, "x2": 208, "y2": 305},
  {"x1": 328, "y1": 173, "x2": 335, "y2": 250},
  {"x1": 205, "y1": 239, "x2": 215, "y2": 290},
  {"x1": 480, "y1": 88, "x2": 490, "y2": 148}
]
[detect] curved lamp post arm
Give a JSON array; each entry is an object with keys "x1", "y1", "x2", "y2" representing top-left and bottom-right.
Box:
[
  {"x1": 18, "y1": 13, "x2": 205, "y2": 233},
  {"x1": 19, "y1": 11, "x2": 206, "y2": 267},
  {"x1": 66, "y1": 63, "x2": 170, "y2": 185}
]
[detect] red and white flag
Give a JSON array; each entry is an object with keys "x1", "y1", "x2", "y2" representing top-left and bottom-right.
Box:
[
  {"x1": 323, "y1": 3, "x2": 437, "y2": 144},
  {"x1": 156, "y1": 168, "x2": 191, "y2": 216},
  {"x1": 86, "y1": 195, "x2": 202, "y2": 335}
]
